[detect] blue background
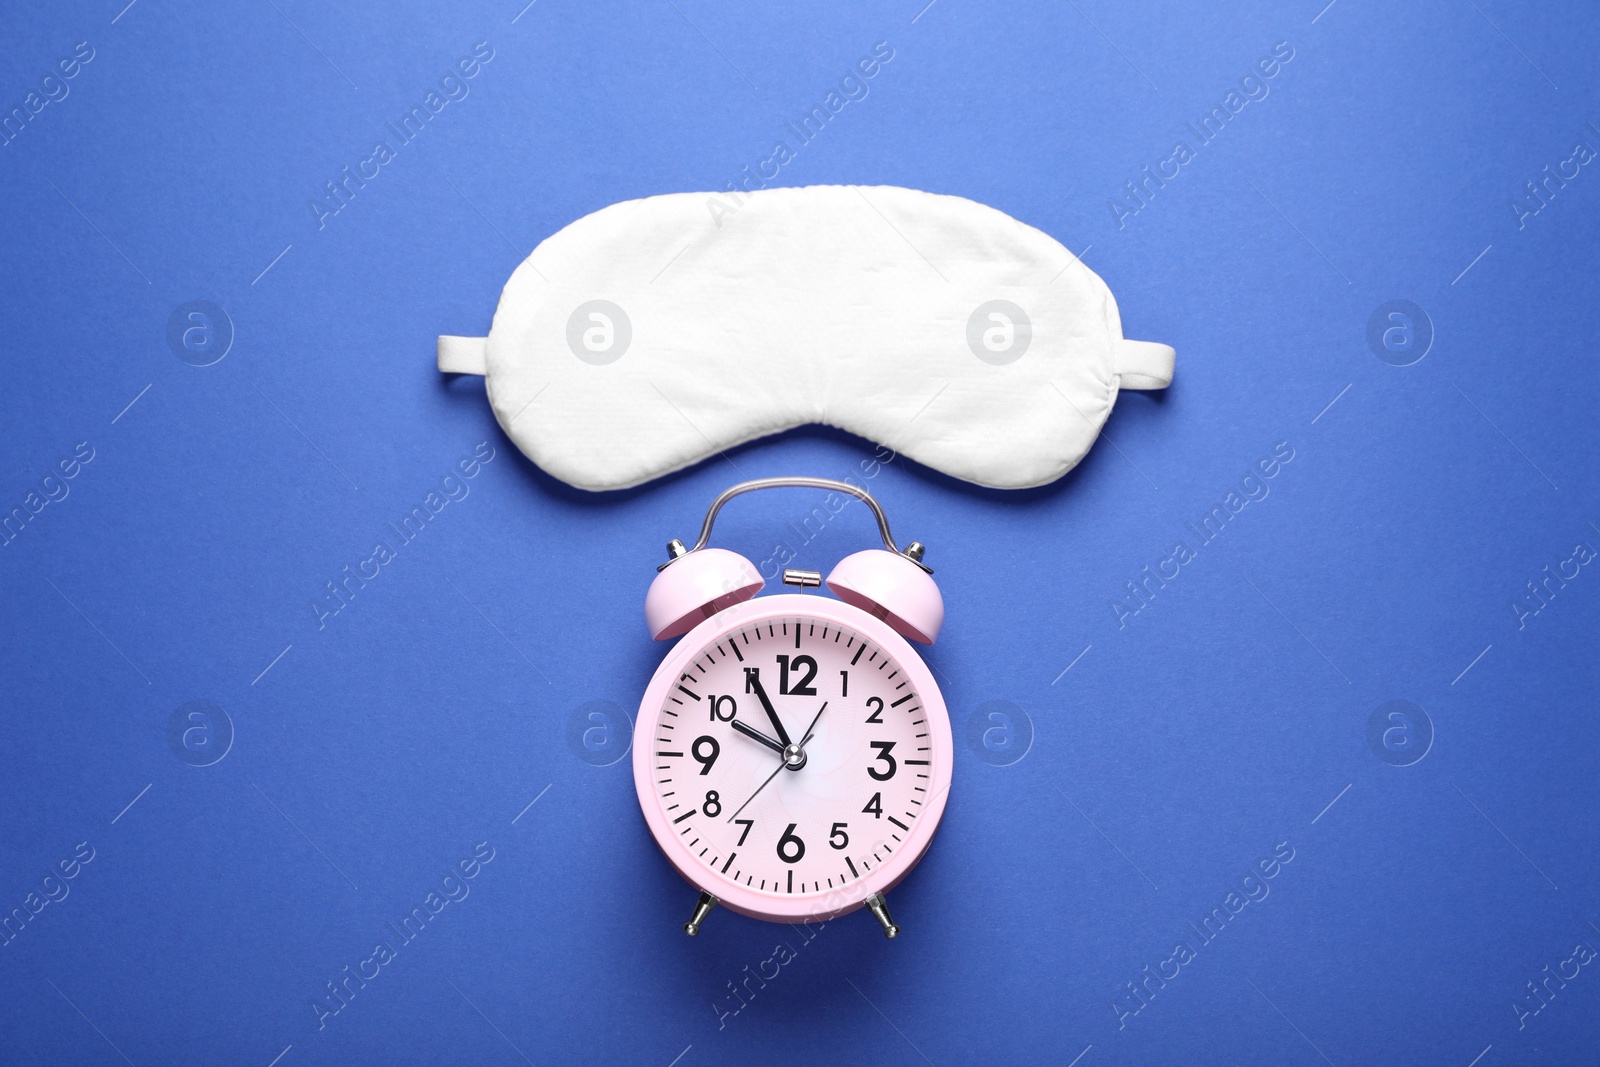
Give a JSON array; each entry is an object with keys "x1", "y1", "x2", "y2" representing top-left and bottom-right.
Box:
[{"x1": 2, "y1": 0, "x2": 1597, "y2": 1064}]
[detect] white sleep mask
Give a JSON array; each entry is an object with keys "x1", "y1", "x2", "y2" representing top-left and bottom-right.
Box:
[{"x1": 438, "y1": 185, "x2": 1173, "y2": 491}]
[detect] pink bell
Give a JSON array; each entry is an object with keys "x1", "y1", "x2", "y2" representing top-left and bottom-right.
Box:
[
  {"x1": 645, "y1": 547, "x2": 765, "y2": 641},
  {"x1": 825, "y1": 549, "x2": 944, "y2": 644}
]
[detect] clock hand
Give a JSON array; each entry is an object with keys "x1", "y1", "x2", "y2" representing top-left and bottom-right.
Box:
[
  {"x1": 730, "y1": 718, "x2": 786, "y2": 756},
  {"x1": 726, "y1": 759, "x2": 786, "y2": 823},
  {"x1": 724, "y1": 701, "x2": 829, "y2": 824},
  {"x1": 798, "y1": 700, "x2": 827, "y2": 747},
  {"x1": 744, "y1": 671, "x2": 794, "y2": 748}
]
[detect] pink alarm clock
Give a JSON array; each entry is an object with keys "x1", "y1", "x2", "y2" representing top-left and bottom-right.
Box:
[{"x1": 632, "y1": 477, "x2": 953, "y2": 939}]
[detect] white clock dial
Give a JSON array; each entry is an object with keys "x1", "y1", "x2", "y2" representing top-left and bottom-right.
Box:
[{"x1": 649, "y1": 613, "x2": 934, "y2": 898}]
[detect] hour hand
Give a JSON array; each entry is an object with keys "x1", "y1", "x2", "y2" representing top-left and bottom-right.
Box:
[
  {"x1": 744, "y1": 671, "x2": 793, "y2": 748},
  {"x1": 730, "y1": 718, "x2": 785, "y2": 756}
]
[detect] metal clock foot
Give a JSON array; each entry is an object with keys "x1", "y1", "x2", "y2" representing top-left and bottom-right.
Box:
[
  {"x1": 683, "y1": 892, "x2": 718, "y2": 936},
  {"x1": 864, "y1": 893, "x2": 899, "y2": 939}
]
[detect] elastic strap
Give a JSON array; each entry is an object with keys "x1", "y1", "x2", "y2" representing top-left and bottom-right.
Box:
[
  {"x1": 438, "y1": 335, "x2": 488, "y2": 376},
  {"x1": 1114, "y1": 339, "x2": 1175, "y2": 390}
]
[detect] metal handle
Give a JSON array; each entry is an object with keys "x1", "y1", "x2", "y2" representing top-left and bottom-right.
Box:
[{"x1": 665, "y1": 477, "x2": 929, "y2": 571}]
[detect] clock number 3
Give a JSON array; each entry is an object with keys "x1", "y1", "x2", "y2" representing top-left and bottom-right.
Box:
[{"x1": 867, "y1": 740, "x2": 897, "y2": 780}]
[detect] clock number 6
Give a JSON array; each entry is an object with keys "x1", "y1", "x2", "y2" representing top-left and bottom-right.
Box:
[
  {"x1": 867, "y1": 740, "x2": 897, "y2": 781},
  {"x1": 777, "y1": 823, "x2": 806, "y2": 864},
  {"x1": 691, "y1": 735, "x2": 720, "y2": 775}
]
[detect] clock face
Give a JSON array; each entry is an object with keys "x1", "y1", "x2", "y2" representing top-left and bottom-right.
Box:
[{"x1": 640, "y1": 604, "x2": 945, "y2": 910}]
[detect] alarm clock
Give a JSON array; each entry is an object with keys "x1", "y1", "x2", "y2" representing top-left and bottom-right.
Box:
[{"x1": 632, "y1": 477, "x2": 953, "y2": 939}]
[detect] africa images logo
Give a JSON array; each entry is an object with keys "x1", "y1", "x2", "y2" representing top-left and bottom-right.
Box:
[
  {"x1": 1108, "y1": 41, "x2": 1295, "y2": 230},
  {"x1": 0, "y1": 40, "x2": 94, "y2": 148},
  {"x1": 311, "y1": 842, "x2": 496, "y2": 1031},
  {"x1": 1110, "y1": 442, "x2": 1295, "y2": 628},
  {"x1": 704, "y1": 41, "x2": 896, "y2": 228},
  {"x1": 308, "y1": 43, "x2": 495, "y2": 230},
  {"x1": 310, "y1": 442, "x2": 495, "y2": 630}
]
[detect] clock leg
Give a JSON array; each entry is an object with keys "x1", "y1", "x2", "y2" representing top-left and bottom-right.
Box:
[
  {"x1": 683, "y1": 892, "x2": 718, "y2": 936},
  {"x1": 864, "y1": 892, "x2": 899, "y2": 939}
]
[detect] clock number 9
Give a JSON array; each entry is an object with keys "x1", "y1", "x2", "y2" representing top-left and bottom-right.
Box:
[
  {"x1": 691, "y1": 735, "x2": 720, "y2": 775},
  {"x1": 777, "y1": 823, "x2": 806, "y2": 864},
  {"x1": 708, "y1": 695, "x2": 736, "y2": 722},
  {"x1": 867, "y1": 740, "x2": 897, "y2": 781}
]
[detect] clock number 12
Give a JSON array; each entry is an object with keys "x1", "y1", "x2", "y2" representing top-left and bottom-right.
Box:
[{"x1": 774, "y1": 655, "x2": 817, "y2": 695}]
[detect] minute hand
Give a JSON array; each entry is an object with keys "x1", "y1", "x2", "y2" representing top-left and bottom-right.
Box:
[{"x1": 745, "y1": 672, "x2": 793, "y2": 748}]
